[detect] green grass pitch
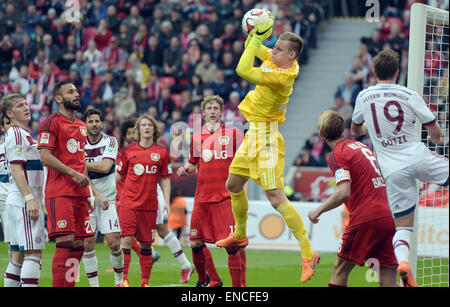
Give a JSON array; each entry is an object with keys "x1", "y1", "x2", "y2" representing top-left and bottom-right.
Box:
[{"x1": 0, "y1": 241, "x2": 381, "y2": 287}]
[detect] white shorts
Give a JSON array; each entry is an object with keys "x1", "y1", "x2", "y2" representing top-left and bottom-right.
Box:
[
  {"x1": 90, "y1": 198, "x2": 121, "y2": 234},
  {"x1": 385, "y1": 150, "x2": 449, "y2": 218},
  {"x1": 156, "y1": 184, "x2": 166, "y2": 225},
  {"x1": 0, "y1": 209, "x2": 9, "y2": 243},
  {"x1": 6, "y1": 204, "x2": 46, "y2": 251}
]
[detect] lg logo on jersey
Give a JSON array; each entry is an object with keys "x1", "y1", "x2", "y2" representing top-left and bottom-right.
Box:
[
  {"x1": 202, "y1": 149, "x2": 228, "y2": 162},
  {"x1": 133, "y1": 164, "x2": 157, "y2": 176},
  {"x1": 66, "y1": 138, "x2": 84, "y2": 154}
]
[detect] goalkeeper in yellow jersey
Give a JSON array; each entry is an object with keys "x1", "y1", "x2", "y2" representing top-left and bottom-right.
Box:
[{"x1": 216, "y1": 11, "x2": 320, "y2": 283}]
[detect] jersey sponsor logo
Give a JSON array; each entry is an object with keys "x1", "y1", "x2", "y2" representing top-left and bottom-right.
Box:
[
  {"x1": 202, "y1": 149, "x2": 213, "y2": 162},
  {"x1": 80, "y1": 126, "x2": 87, "y2": 136},
  {"x1": 134, "y1": 164, "x2": 158, "y2": 175},
  {"x1": 202, "y1": 149, "x2": 228, "y2": 162},
  {"x1": 58, "y1": 220, "x2": 67, "y2": 229},
  {"x1": 40, "y1": 132, "x2": 50, "y2": 144},
  {"x1": 335, "y1": 168, "x2": 351, "y2": 184},
  {"x1": 151, "y1": 153, "x2": 160, "y2": 162},
  {"x1": 67, "y1": 138, "x2": 82, "y2": 153}
]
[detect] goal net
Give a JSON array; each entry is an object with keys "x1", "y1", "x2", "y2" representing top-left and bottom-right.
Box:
[{"x1": 408, "y1": 3, "x2": 449, "y2": 287}]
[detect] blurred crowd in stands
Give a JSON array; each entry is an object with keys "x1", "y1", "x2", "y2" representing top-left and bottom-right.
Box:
[
  {"x1": 293, "y1": 0, "x2": 449, "y2": 168},
  {"x1": 0, "y1": 0, "x2": 329, "y2": 164}
]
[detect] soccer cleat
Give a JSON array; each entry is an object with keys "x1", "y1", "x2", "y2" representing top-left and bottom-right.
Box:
[
  {"x1": 398, "y1": 261, "x2": 418, "y2": 287},
  {"x1": 216, "y1": 233, "x2": 249, "y2": 248},
  {"x1": 152, "y1": 249, "x2": 160, "y2": 264},
  {"x1": 207, "y1": 279, "x2": 223, "y2": 287},
  {"x1": 179, "y1": 266, "x2": 195, "y2": 283},
  {"x1": 196, "y1": 274, "x2": 210, "y2": 287},
  {"x1": 141, "y1": 283, "x2": 150, "y2": 287},
  {"x1": 115, "y1": 282, "x2": 125, "y2": 287},
  {"x1": 123, "y1": 279, "x2": 130, "y2": 287},
  {"x1": 301, "y1": 251, "x2": 320, "y2": 283},
  {"x1": 106, "y1": 268, "x2": 114, "y2": 273}
]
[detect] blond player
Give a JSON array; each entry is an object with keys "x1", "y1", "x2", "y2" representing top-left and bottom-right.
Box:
[{"x1": 215, "y1": 12, "x2": 320, "y2": 283}]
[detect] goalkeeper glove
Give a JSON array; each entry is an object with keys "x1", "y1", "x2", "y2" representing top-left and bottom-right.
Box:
[{"x1": 249, "y1": 19, "x2": 274, "y2": 48}]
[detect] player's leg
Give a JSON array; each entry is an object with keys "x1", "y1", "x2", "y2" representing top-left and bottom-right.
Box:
[
  {"x1": 21, "y1": 250, "x2": 42, "y2": 287},
  {"x1": 139, "y1": 241, "x2": 153, "y2": 287},
  {"x1": 156, "y1": 220, "x2": 194, "y2": 283},
  {"x1": 4, "y1": 249, "x2": 23, "y2": 287},
  {"x1": 191, "y1": 240, "x2": 210, "y2": 287},
  {"x1": 225, "y1": 247, "x2": 243, "y2": 287},
  {"x1": 378, "y1": 266, "x2": 399, "y2": 287},
  {"x1": 121, "y1": 236, "x2": 133, "y2": 286},
  {"x1": 104, "y1": 232, "x2": 124, "y2": 286},
  {"x1": 328, "y1": 258, "x2": 355, "y2": 287},
  {"x1": 136, "y1": 210, "x2": 157, "y2": 287},
  {"x1": 83, "y1": 210, "x2": 99, "y2": 287}
]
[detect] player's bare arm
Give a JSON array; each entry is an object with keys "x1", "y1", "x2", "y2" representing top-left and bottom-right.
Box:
[
  {"x1": 40, "y1": 148, "x2": 89, "y2": 187},
  {"x1": 308, "y1": 181, "x2": 351, "y2": 224},
  {"x1": 114, "y1": 171, "x2": 122, "y2": 183},
  {"x1": 159, "y1": 176, "x2": 171, "y2": 216},
  {"x1": 176, "y1": 162, "x2": 197, "y2": 176},
  {"x1": 10, "y1": 163, "x2": 39, "y2": 221},
  {"x1": 424, "y1": 121, "x2": 444, "y2": 145},
  {"x1": 85, "y1": 165, "x2": 108, "y2": 211},
  {"x1": 86, "y1": 158, "x2": 115, "y2": 174}
]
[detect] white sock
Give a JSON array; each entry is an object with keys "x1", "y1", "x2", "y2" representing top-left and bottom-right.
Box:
[
  {"x1": 163, "y1": 232, "x2": 191, "y2": 269},
  {"x1": 21, "y1": 256, "x2": 41, "y2": 287},
  {"x1": 4, "y1": 260, "x2": 22, "y2": 287},
  {"x1": 83, "y1": 250, "x2": 99, "y2": 287},
  {"x1": 393, "y1": 227, "x2": 414, "y2": 264},
  {"x1": 110, "y1": 248, "x2": 124, "y2": 285}
]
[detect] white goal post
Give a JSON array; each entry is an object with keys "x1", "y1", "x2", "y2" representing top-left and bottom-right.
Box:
[{"x1": 408, "y1": 3, "x2": 449, "y2": 287}]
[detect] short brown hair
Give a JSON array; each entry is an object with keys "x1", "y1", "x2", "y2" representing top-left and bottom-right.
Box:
[
  {"x1": 317, "y1": 110, "x2": 344, "y2": 141},
  {"x1": 134, "y1": 114, "x2": 160, "y2": 142},
  {"x1": 201, "y1": 95, "x2": 224, "y2": 111},
  {"x1": 279, "y1": 32, "x2": 304, "y2": 58},
  {"x1": 1, "y1": 93, "x2": 26, "y2": 121},
  {"x1": 373, "y1": 49, "x2": 399, "y2": 80}
]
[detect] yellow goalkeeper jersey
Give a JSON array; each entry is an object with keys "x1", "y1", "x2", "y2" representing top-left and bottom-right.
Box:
[{"x1": 238, "y1": 48, "x2": 299, "y2": 126}]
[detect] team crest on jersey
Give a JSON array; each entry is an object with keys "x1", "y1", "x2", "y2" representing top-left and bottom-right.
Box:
[
  {"x1": 151, "y1": 153, "x2": 160, "y2": 162},
  {"x1": 80, "y1": 126, "x2": 87, "y2": 136},
  {"x1": 202, "y1": 149, "x2": 213, "y2": 162},
  {"x1": 190, "y1": 229, "x2": 197, "y2": 236},
  {"x1": 40, "y1": 132, "x2": 50, "y2": 144},
  {"x1": 133, "y1": 163, "x2": 145, "y2": 176},
  {"x1": 219, "y1": 136, "x2": 230, "y2": 145},
  {"x1": 58, "y1": 220, "x2": 67, "y2": 229},
  {"x1": 14, "y1": 145, "x2": 23, "y2": 153}
]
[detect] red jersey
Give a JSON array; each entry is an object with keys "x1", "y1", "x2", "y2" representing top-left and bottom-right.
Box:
[
  {"x1": 38, "y1": 112, "x2": 89, "y2": 198},
  {"x1": 115, "y1": 146, "x2": 125, "y2": 202},
  {"x1": 328, "y1": 139, "x2": 392, "y2": 226},
  {"x1": 189, "y1": 124, "x2": 243, "y2": 204},
  {"x1": 117, "y1": 142, "x2": 171, "y2": 210}
]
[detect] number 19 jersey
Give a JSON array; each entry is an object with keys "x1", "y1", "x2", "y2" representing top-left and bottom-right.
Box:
[{"x1": 352, "y1": 83, "x2": 436, "y2": 178}]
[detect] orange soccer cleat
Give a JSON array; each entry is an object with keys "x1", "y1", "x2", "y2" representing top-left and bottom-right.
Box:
[
  {"x1": 216, "y1": 233, "x2": 249, "y2": 248},
  {"x1": 207, "y1": 279, "x2": 223, "y2": 287},
  {"x1": 301, "y1": 251, "x2": 320, "y2": 283},
  {"x1": 398, "y1": 261, "x2": 418, "y2": 287}
]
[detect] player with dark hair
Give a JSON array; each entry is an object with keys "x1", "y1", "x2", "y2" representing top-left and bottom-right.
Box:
[
  {"x1": 351, "y1": 49, "x2": 449, "y2": 287},
  {"x1": 177, "y1": 95, "x2": 246, "y2": 287},
  {"x1": 38, "y1": 81, "x2": 108, "y2": 287},
  {"x1": 309, "y1": 110, "x2": 398, "y2": 287}
]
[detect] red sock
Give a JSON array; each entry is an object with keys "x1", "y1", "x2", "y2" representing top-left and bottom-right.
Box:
[
  {"x1": 123, "y1": 248, "x2": 131, "y2": 282},
  {"x1": 65, "y1": 245, "x2": 85, "y2": 287},
  {"x1": 240, "y1": 249, "x2": 247, "y2": 287},
  {"x1": 192, "y1": 244, "x2": 207, "y2": 282},
  {"x1": 139, "y1": 248, "x2": 153, "y2": 286},
  {"x1": 226, "y1": 247, "x2": 242, "y2": 287},
  {"x1": 203, "y1": 246, "x2": 220, "y2": 282},
  {"x1": 131, "y1": 238, "x2": 141, "y2": 255},
  {"x1": 52, "y1": 241, "x2": 73, "y2": 287}
]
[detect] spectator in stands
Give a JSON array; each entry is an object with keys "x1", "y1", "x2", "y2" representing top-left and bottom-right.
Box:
[
  {"x1": 70, "y1": 50, "x2": 91, "y2": 79},
  {"x1": 70, "y1": 20, "x2": 88, "y2": 51},
  {"x1": 132, "y1": 22, "x2": 149, "y2": 52},
  {"x1": 79, "y1": 74, "x2": 94, "y2": 113},
  {"x1": 143, "y1": 35, "x2": 164, "y2": 75},
  {"x1": 122, "y1": 5, "x2": 144, "y2": 36},
  {"x1": 147, "y1": 71, "x2": 162, "y2": 102},
  {"x1": 188, "y1": 74, "x2": 205, "y2": 105},
  {"x1": 136, "y1": 88, "x2": 153, "y2": 115},
  {"x1": 11, "y1": 23, "x2": 26, "y2": 49},
  {"x1": 169, "y1": 7, "x2": 184, "y2": 34},
  {"x1": 293, "y1": 147, "x2": 320, "y2": 167},
  {"x1": 99, "y1": 36, "x2": 127, "y2": 75},
  {"x1": 116, "y1": 22, "x2": 133, "y2": 55},
  {"x1": 1, "y1": 3, "x2": 19, "y2": 34},
  {"x1": 361, "y1": 29, "x2": 383, "y2": 57},
  {"x1": 18, "y1": 33, "x2": 35, "y2": 68},
  {"x1": 224, "y1": 91, "x2": 242, "y2": 124},
  {"x1": 11, "y1": 65, "x2": 32, "y2": 96},
  {"x1": 27, "y1": 84, "x2": 46, "y2": 117},
  {"x1": 195, "y1": 24, "x2": 213, "y2": 52},
  {"x1": 335, "y1": 73, "x2": 360, "y2": 107},
  {"x1": 163, "y1": 36, "x2": 183, "y2": 77},
  {"x1": 0, "y1": 69, "x2": 12, "y2": 97},
  {"x1": 106, "y1": 4, "x2": 121, "y2": 33},
  {"x1": 94, "y1": 19, "x2": 113, "y2": 52},
  {"x1": 220, "y1": 51, "x2": 238, "y2": 84},
  {"x1": 186, "y1": 39, "x2": 201, "y2": 66},
  {"x1": 173, "y1": 53, "x2": 195, "y2": 93},
  {"x1": 279, "y1": 0, "x2": 298, "y2": 20},
  {"x1": 159, "y1": 20, "x2": 175, "y2": 51},
  {"x1": 149, "y1": 6, "x2": 165, "y2": 34},
  {"x1": 128, "y1": 54, "x2": 151, "y2": 88},
  {"x1": 155, "y1": 87, "x2": 176, "y2": 122},
  {"x1": 302, "y1": 0, "x2": 320, "y2": 48},
  {"x1": 304, "y1": 132, "x2": 331, "y2": 167},
  {"x1": 210, "y1": 38, "x2": 224, "y2": 67},
  {"x1": 256, "y1": 0, "x2": 279, "y2": 18},
  {"x1": 220, "y1": 23, "x2": 238, "y2": 50},
  {"x1": 42, "y1": 33, "x2": 62, "y2": 65},
  {"x1": 397, "y1": 57, "x2": 408, "y2": 86},
  {"x1": 20, "y1": 3, "x2": 41, "y2": 35},
  {"x1": 87, "y1": 0, "x2": 108, "y2": 27},
  {"x1": 291, "y1": 9, "x2": 310, "y2": 65},
  {"x1": 123, "y1": 70, "x2": 142, "y2": 102},
  {"x1": 28, "y1": 49, "x2": 58, "y2": 81},
  {"x1": 95, "y1": 70, "x2": 120, "y2": 113},
  {"x1": 209, "y1": 69, "x2": 231, "y2": 100},
  {"x1": 113, "y1": 86, "x2": 137, "y2": 122},
  {"x1": 206, "y1": 11, "x2": 224, "y2": 39},
  {"x1": 349, "y1": 56, "x2": 369, "y2": 92},
  {"x1": 235, "y1": 78, "x2": 252, "y2": 100},
  {"x1": 83, "y1": 40, "x2": 102, "y2": 76},
  {"x1": 330, "y1": 94, "x2": 353, "y2": 124},
  {"x1": 0, "y1": 34, "x2": 13, "y2": 72},
  {"x1": 60, "y1": 35, "x2": 78, "y2": 71},
  {"x1": 386, "y1": 23, "x2": 406, "y2": 57},
  {"x1": 52, "y1": 18, "x2": 68, "y2": 48},
  {"x1": 180, "y1": 22, "x2": 195, "y2": 51},
  {"x1": 195, "y1": 52, "x2": 217, "y2": 85}
]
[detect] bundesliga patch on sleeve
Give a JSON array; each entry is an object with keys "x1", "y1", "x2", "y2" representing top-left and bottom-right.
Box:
[
  {"x1": 40, "y1": 133, "x2": 50, "y2": 144},
  {"x1": 335, "y1": 168, "x2": 351, "y2": 184}
]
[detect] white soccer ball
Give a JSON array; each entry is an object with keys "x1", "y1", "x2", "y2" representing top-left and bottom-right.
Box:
[{"x1": 242, "y1": 8, "x2": 270, "y2": 35}]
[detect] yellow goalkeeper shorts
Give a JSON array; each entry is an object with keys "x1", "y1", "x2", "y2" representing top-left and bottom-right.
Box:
[{"x1": 229, "y1": 123, "x2": 285, "y2": 191}]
